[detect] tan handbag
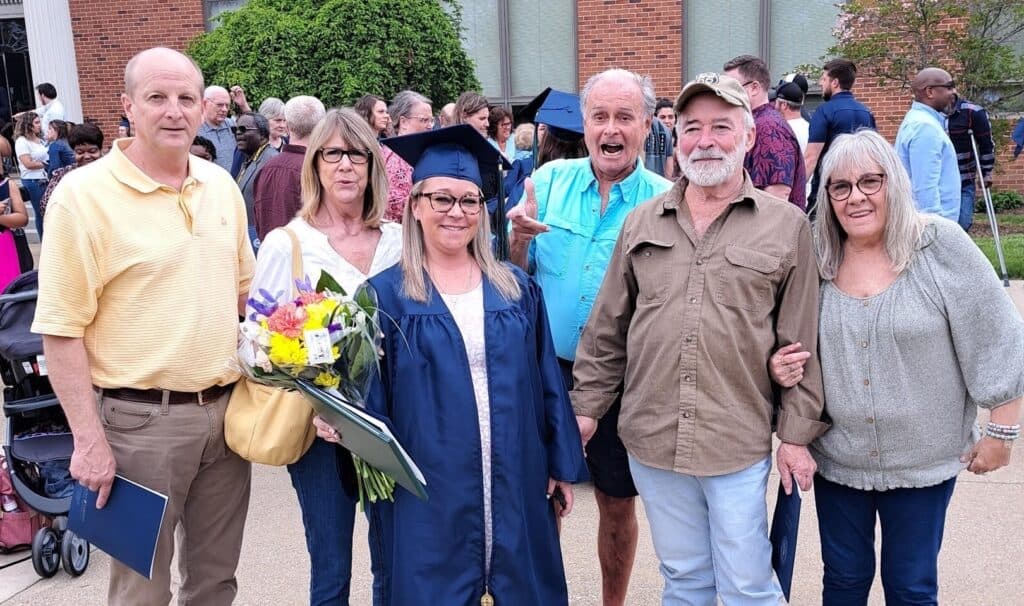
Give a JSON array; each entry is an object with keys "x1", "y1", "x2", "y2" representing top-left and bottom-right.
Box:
[{"x1": 225, "y1": 227, "x2": 317, "y2": 466}]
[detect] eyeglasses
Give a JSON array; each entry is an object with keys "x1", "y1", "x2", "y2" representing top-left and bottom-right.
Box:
[
  {"x1": 740, "y1": 80, "x2": 756, "y2": 89},
  {"x1": 929, "y1": 81, "x2": 956, "y2": 90},
  {"x1": 406, "y1": 115, "x2": 435, "y2": 127},
  {"x1": 826, "y1": 173, "x2": 886, "y2": 201},
  {"x1": 418, "y1": 191, "x2": 484, "y2": 215},
  {"x1": 231, "y1": 125, "x2": 256, "y2": 135},
  {"x1": 318, "y1": 147, "x2": 371, "y2": 165}
]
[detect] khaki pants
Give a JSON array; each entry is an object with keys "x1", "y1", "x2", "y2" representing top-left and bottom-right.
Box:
[{"x1": 97, "y1": 389, "x2": 251, "y2": 606}]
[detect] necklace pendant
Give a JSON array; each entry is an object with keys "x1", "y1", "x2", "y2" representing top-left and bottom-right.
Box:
[{"x1": 480, "y1": 590, "x2": 494, "y2": 606}]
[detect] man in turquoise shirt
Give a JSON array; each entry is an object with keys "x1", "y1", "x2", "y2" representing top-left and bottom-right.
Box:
[
  {"x1": 508, "y1": 68, "x2": 671, "y2": 606},
  {"x1": 894, "y1": 68, "x2": 961, "y2": 222}
]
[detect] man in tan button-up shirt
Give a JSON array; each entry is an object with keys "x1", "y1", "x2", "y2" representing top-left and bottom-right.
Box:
[{"x1": 571, "y1": 73, "x2": 828, "y2": 604}]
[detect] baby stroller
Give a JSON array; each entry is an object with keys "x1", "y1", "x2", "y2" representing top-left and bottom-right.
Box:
[{"x1": 0, "y1": 271, "x2": 90, "y2": 577}]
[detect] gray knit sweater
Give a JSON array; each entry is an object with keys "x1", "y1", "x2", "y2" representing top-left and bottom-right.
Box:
[{"x1": 811, "y1": 218, "x2": 1024, "y2": 490}]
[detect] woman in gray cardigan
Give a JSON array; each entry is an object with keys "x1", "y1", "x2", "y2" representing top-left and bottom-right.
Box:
[{"x1": 770, "y1": 129, "x2": 1022, "y2": 606}]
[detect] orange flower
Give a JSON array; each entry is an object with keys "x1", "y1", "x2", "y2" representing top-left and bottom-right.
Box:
[
  {"x1": 298, "y1": 291, "x2": 326, "y2": 305},
  {"x1": 266, "y1": 303, "x2": 307, "y2": 338}
]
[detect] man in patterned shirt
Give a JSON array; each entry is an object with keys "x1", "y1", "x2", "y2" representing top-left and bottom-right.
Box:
[{"x1": 724, "y1": 55, "x2": 806, "y2": 210}]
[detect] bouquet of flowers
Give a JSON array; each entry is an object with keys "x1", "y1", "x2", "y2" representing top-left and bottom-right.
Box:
[{"x1": 239, "y1": 270, "x2": 396, "y2": 509}]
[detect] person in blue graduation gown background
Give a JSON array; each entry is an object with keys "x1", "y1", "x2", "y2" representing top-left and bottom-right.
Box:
[{"x1": 323, "y1": 124, "x2": 583, "y2": 605}]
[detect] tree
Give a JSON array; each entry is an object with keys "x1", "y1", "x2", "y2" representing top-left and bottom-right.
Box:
[
  {"x1": 188, "y1": 0, "x2": 480, "y2": 109},
  {"x1": 830, "y1": 0, "x2": 1024, "y2": 111}
]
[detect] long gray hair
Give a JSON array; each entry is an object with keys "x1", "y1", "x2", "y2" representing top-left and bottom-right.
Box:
[
  {"x1": 400, "y1": 180, "x2": 521, "y2": 303},
  {"x1": 814, "y1": 129, "x2": 926, "y2": 280}
]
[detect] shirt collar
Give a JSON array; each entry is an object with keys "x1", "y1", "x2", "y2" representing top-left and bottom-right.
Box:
[
  {"x1": 108, "y1": 138, "x2": 213, "y2": 194},
  {"x1": 910, "y1": 100, "x2": 947, "y2": 125},
  {"x1": 582, "y1": 157, "x2": 649, "y2": 199},
  {"x1": 658, "y1": 172, "x2": 760, "y2": 215}
]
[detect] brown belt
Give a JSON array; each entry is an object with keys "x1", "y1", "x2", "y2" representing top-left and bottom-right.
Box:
[{"x1": 100, "y1": 384, "x2": 232, "y2": 405}]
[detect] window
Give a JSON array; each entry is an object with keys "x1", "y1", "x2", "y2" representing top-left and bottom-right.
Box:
[
  {"x1": 204, "y1": 0, "x2": 248, "y2": 31},
  {"x1": 685, "y1": 0, "x2": 838, "y2": 83},
  {"x1": 454, "y1": 0, "x2": 577, "y2": 106}
]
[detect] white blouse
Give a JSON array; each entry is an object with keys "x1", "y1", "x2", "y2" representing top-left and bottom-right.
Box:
[{"x1": 248, "y1": 217, "x2": 402, "y2": 305}]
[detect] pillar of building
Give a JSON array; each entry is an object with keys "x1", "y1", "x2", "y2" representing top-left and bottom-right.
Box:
[{"x1": 23, "y1": 0, "x2": 83, "y2": 123}]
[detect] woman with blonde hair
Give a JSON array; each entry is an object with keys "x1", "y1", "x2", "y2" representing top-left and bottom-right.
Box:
[
  {"x1": 246, "y1": 107, "x2": 399, "y2": 604},
  {"x1": 318, "y1": 124, "x2": 583, "y2": 604},
  {"x1": 770, "y1": 129, "x2": 1023, "y2": 605}
]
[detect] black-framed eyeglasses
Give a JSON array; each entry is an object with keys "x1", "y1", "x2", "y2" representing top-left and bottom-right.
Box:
[
  {"x1": 318, "y1": 147, "x2": 371, "y2": 165},
  {"x1": 231, "y1": 125, "x2": 255, "y2": 135},
  {"x1": 740, "y1": 80, "x2": 756, "y2": 89},
  {"x1": 826, "y1": 173, "x2": 886, "y2": 201},
  {"x1": 418, "y1": 191, "x2": 484, "y2": 215},
  {"x1": 929, "y1": 81, "x2": 956, "y2": 90}
]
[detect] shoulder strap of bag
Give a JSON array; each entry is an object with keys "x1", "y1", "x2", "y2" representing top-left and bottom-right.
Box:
[{"x1": 281, "y1": 226, "x2": 303, "y2": 298}]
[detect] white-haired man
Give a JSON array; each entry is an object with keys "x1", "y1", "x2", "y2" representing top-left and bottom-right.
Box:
[
  {"x1": 571, "y1": 73, "x2": 827, "y2": 604},
  {"x1": 507, "y1": 68, "x2": 671, "y2": 606},
  {"x1": 253, "y1": 95, "x2": 326, "y2": 239},
  {"x1": 198, "y1": 85, "x2": 236, "y2": 171}
]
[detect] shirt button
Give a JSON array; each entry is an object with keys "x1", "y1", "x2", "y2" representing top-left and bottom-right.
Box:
[
  {"x1": 863, "y1": 379, "x2": 870, "y2": 386},
  {"x1": 696, "y1": 259, "x2": 703, "y2": 265},
  {"x1": 591, "y1": 237, "x2": 596, "y2": 243},
  {"x1": 580, "y1": 296, "x2": 586, "y2": 301},
  {"x1": 684, "y1": 336, "x2": 693, "y2": 344},
  {"x1": 584, "y1": 265, "x2": 590, "y2": 271},
  {"x1": 683, "y1": 375, "x2": 692, "y2": 382},
  {"x1": 866, "y1": 417, "x2": 874, "y2": 424},
  {"x1": 689, "y1": 297, "x2": 697, "y2": 304},
  {"x1": 870, "y1": 450, "x2": 879, "y2": 457},
  {"x1": 862, "y1": 301, "x2": 870, "y2": 307},
  {"x1": 860, "y1": 341, "x2": 869, "y2": 348},
  {"x1": 682, "y1": 411, "x2": 691, "y2": 418}
]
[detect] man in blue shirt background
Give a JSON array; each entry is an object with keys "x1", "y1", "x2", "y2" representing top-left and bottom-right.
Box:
[
  {"x1": 507, "y1": 68, "x2": 672, "y2": 606},
  {"x1": 895, "y1": 68, "x2": 961, "y2": 223},
  {"x1": 804, "y1": 59, "x2": 876, "y2": 210}
]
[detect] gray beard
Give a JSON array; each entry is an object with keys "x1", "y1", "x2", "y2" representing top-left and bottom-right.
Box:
[{"x1": 678, "y1": 145, "x2": 744, "y2": 187}]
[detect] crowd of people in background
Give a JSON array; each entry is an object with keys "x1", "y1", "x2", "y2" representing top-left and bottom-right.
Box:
[{"x1": 11, "y1": 43, "x2": 1024, "y2": 606}]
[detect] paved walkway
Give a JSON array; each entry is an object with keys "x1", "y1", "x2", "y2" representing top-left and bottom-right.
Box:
[{"x1": 1, "y1": 257, "x2": 1021, "y2": 604}]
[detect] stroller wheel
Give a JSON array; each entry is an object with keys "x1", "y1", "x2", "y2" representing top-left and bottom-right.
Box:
[
  {"x1": 31, "y1": 527, "x2": 60, "y2": 578},
  {"x1": 60, "y1": 529, "x2": 90, "y2": 576}
]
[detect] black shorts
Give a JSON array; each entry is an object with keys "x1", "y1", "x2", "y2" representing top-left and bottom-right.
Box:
[{"x1": 559, "y1": 359, "x2": 638, "y2": 499}]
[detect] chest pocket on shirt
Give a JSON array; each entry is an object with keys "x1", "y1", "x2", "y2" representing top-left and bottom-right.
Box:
[
  {"x1": 628, "y1": 239, "x2": 675, "y2": 304},
  {"x1": 714, "y1": 245, "x2": 781, "y2": 313}
]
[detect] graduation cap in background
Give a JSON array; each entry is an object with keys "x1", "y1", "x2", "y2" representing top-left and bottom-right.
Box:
[
  {"x1": 382, "y1": 124, "x2": 514, "y2": 259},
  {"x1": 518, "y1": 87, "x2": 585, "y2": 142}
]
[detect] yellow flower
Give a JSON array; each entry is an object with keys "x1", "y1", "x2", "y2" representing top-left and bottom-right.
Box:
[
  {"x1": 303, "y1": 299, "x2": 339, "y2": 331},
  {"x1": 314, "y1": 371, "x2": 341, "y2": 389},
  {"x1": 267, "y1": 333, "x2": 307, "y2": 366}
]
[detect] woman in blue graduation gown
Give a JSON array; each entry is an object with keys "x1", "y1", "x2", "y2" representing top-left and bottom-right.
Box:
[{"x1": 356, "y1": 124, "x2": 582, "y2": 605}]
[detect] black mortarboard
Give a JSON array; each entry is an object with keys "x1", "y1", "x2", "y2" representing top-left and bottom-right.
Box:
[{"x1": 382, "y1": 124, "x2": 511, "y2": 189}]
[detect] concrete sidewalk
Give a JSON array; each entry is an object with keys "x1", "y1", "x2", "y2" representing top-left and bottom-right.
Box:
[{"x1": 1, "y1": 264, "x2": 1021, "y2": 603}]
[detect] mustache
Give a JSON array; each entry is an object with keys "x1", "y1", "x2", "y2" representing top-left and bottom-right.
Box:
[{"x1": 688, "y1": 148, "x2": 726, "y2": 161}]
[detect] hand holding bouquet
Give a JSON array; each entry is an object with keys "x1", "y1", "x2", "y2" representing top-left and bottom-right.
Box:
[{"x1": 239, "y1": 271, "x2": 397, "y2": 508}]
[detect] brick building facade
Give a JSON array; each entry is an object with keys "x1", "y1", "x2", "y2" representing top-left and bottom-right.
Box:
[{"x1": 19, "y1": 0, "x2": 1024, "y2": 192}]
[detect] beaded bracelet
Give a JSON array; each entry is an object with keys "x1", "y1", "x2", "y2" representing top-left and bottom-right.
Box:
[{"x1": 984, "y1": 422, "x2": 1020, "y2": 441}]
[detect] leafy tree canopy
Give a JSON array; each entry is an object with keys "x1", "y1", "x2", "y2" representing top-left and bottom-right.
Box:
[
  {"x1": 830, "y1": 0, "x2": 1024, "y2": 111},
  {"x1": 188, "y1": 0, "x2": 480, "y2": 108}
]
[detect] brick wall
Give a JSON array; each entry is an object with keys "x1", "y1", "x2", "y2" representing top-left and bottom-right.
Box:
[
  {"x1": 576, "y1": 0, "x2": 683, "y2": 99},
  {"x1": 67, "y1": 1, "x2": 206, "y2": 146}
]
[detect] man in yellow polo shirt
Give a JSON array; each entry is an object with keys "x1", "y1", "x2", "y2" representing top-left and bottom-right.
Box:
[{"x1": 31, "y1": 47, "x2": 254, "y2": 605}]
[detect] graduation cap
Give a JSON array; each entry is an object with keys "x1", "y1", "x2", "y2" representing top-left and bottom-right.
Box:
[
  {"x1": 517, "y1": 87, "x2": 584, "y2": 141},
  {"x1": 383, "y1": 124, "x2": 511, "y2": 189},
  {"x1": 382, "y1": 124, "x2": 514, "y2": 259}
]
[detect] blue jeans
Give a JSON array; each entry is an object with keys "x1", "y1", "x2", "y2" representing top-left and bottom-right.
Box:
[
  {"x1": 287, "y1": 438, "x2": 384, "y2": 606},
  {"x1": 22, "y1": 178, "x2": 45, "y2": 238},
  {"x1": 628, "y1": 455, "x2": 783, "y2": 605},
  {"x1": 958, "y1": 182, "x2": 976, "y2": 231},
  {"x1": 814, "y1": 475, "x2": 956, "y2": 606}
]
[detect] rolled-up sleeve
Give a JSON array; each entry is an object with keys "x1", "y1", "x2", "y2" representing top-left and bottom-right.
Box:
[
  {"x1": 774, "y1": 219, "x2": 829, "y2": 444},
  {"x1": 570, "y1": 222, "x2": 637, "y2": 419}
]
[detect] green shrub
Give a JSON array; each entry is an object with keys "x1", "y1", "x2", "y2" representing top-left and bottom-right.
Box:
[
  {"x1": 975, "y1": 190, "x2": 1024, "y2": 213},
  {"x1": 188, "y1": 0, "x2": 480, "y2": 109}
]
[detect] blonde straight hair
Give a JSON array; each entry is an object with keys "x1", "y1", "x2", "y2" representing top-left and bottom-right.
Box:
[
  {"x1": 298, "y1": 108, "x2": 387, "y2": 229},
  {"x1": 814, "y1": 129, "x2": 926, "y2": 280},
  {"x1": 400, "y1": 180, "x2": 521, "y2": 303}
]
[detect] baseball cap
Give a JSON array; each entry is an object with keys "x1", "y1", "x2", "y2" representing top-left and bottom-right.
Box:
[
  {"x1": 674, "y1": 72, "x2": 751, "y2": 114},
  {"x1": 775, "y1": 81, "x2": 805, "y2": 105}
]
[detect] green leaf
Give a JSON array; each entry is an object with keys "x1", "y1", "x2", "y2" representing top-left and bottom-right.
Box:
[{"x1": 316, "y1": 270, "x2": 346, "y2": 296}]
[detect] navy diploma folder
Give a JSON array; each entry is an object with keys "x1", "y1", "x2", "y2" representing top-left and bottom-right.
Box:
[
  {"x1": 769, "y1": 480, "x2": 801, "y2": 601},
  {"x1": 68, "y1": 475, "x2": 168, "y2": 579}
]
